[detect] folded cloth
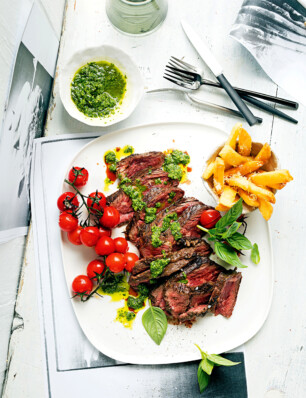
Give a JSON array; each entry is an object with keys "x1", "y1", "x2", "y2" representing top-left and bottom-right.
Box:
[{"x1": 230, "y1": 0, "x2": 306, "y2": 106}]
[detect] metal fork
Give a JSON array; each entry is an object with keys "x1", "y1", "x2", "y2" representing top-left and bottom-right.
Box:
[
  {"x1": 164, "y1": 57, "x2": 298, "y2": 124},
  {"x1": 167, "y1": 56, "x2": 298, "y2": 109}
]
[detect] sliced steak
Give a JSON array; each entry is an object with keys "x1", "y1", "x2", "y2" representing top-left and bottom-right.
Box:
[
  {"x1": 150, "y1": 284, "x2": 167, "y2": 311},
  {"x1": 131, "y1": 239, "x2": 211, "y2": 276},
  {"x1": 141, "y1": 186, "x2": 184, "y2": 215},
  {"x1": 106, "y1": 189, "x2": 133, "y2": 225},
  {"x1": 139, "y1": 198, "x2": 211, "y2": 257},
  {"x1": 209, "y1": 272, "x2": 242, "y2": 318},
  {"x1": 129, "y1": 240, "x2": 212, "y2": 289},
  {"x1": 126, "y1": 186, "x2": 185, "y2": 244},
  {"x1": 149, "y1": 257, "x2": 224, "y2": 326},
  {"x1": 116, "y1": 151, "x2": 165, "y2": 179},
  {"x1": 131, "y1": 168, "x2": 179, "y2": 189}
]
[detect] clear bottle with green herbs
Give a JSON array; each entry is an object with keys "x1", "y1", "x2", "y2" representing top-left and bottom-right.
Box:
[{"x1": 106, "y1": 0, "x2": 168, "y2": 36}]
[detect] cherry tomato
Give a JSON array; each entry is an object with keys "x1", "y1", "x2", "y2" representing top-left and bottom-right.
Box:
[
  {"x1": 95, "y1": 236, "x2": 115, "y2": 256},
  {"x1": 80, "y1": 226, "x2": 100, "y2": 247},
  {"x1": 57, "y1": 192, "x2": 79, "y2": 212},
  {"x1": 99, "y1": 206, "x2": 120, "y2": 228},
  {"x1": 124, "y1": 252, "x2": 139, "y2": 272},
  {"x1": 72, "y1": 275, "x2": 93, "y2": 295},
  {"x1": 59, "y1": 212, "x2": 78, "y2": 232},
  {"x1": 114, "y1": 237, "x2": 128, "y2": 253},
  {"x1": 87, "y1": 259, "x2": 105, "y2": 281},
  {"x1": 67, "y1": 226, "x2": 82, "y2": 245},
  {"x1": 87, "y1": 191, "x2": 107, "y2": 214},
  {"x1": 68, "y1": 167, "x2": 89, "y2": 187},
  {"x1": 106, "y1": 253, "x2": 126, "y2": 273},
  {"x1": 200, "y1": 209, "x2": 221, "y2": 229},
  {"x1": 98, "y1": 226, "x2": 111, "y2": 238}
]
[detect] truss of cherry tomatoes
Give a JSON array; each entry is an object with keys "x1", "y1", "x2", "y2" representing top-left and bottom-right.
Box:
[{"x1": 57, "y1": 166, "x2": 139, "y2": 301}]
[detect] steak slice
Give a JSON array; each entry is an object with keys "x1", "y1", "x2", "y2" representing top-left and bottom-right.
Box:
[
  {"x1": 129, "y1": 240, "x2": 212, "y2": 289},
  {"x1": 141, "y1": 186, "x2": 184, "y2": 215},
  {"x1": 149, "y1": 257, "x2": 224, "y2": 326},
  {"x1": 116, "y1": 151, "x2": 165, "y2": 179},
  {"x1": 106, "y1": 189, "x2": 133, "y2": 225},
  {"x1": 131, "y1": 168, "x2": 179, "y2": 189},
  {"x1": 131, "y1": 238, "x2": 211, "y2": 276},
  {"x1": 107, "y1": 171, "x2": 183, "y2": 228},
  {"x1": 126, "y1": 186, "x2": 185, "y2": 244},
  {"x1": 139, "y1": 198, "x2": 211, "y2": 257},
  {"x1": 209, "y1": 272, "x2": 242, "y2": 318}
]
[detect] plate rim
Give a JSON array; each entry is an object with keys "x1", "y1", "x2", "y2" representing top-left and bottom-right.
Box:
[{"x1": 60, "y1": 121, "x2": 274, "y2": 365}]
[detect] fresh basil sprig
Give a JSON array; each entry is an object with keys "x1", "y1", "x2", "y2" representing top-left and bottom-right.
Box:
[
  {"x1": 197, "y1": 198, "x2": 260, "y2": 267},
  {"x1": 142, "y1": 300, "x2": 168, "y2": 345},
  {"x1": 214, "y1": 241, "x2": 247, "y2": 269},
  {"x1": 195, "y1": 344, "x2": 240, "y2": 393}
]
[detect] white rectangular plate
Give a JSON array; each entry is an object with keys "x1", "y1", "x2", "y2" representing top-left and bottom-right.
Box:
[{"x1": 60, "y1": 122, "x2": 273, "y2": 365}]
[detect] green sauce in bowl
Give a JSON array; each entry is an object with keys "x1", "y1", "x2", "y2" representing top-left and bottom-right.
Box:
[{"x1": 71, "y1": 61, "x2": 126, "y2": 118}]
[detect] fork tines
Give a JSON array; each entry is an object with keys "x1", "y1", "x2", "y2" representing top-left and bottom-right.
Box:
[{"x1": 169, "y1": 56, "x2": 197, "y2": 72}]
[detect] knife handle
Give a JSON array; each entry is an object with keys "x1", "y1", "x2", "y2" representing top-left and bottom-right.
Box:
[{"x1": 217, "y1": 74, "x2": 258, "y2": 127}]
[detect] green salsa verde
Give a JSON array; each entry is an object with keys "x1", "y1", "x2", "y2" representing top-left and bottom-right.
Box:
[{"x1": 71, "y1": 61, "x2": 126, "y2": 118}]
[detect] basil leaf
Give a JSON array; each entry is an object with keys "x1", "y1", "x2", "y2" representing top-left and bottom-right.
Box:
[
  {"x1": 197, "y1": 365, "x2": 210, "y2": 393},
  {"x1": 142, "y1": 303, "x2": 168, "y2": 345},
  {"x1": 207, "y1": 353, "x2": 241, "y2": 367},
  {"x1": 251, "y1": 243, "x2": 260, "y2": 264},
  {"x1": 215, "y1": 198, "x2": 243, "y2": 230},
  {"x1": 227, "y1": 232, "x2": 253, "y2": 250},
  {"x1": 222, "y1": 222, "x2": 241, "y2": 239},
  {"x1": 214, "y1": 241, "x2": 247, "y2": 268},
  {"x1": 200, "y1": 357, "x2": 214, "y2": 375}
]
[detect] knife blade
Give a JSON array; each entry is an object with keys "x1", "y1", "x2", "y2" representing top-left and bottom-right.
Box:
[{"x1": 181, "y1": 19, "x2": 258, "y2": 126}]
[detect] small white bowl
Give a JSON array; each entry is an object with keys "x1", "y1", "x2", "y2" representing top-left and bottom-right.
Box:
[{"x1": 59, "y1": 45, "x2": 144, "y2": 127}]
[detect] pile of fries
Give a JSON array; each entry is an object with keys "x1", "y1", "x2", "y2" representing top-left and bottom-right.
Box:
[{"x1": 203, "y1": 123, "x2": 293, "y2": 220}]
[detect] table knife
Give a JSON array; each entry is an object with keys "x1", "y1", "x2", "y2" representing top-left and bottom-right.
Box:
[{"x1": 181, "y1": 19, "x2": 258, "y2": 127}]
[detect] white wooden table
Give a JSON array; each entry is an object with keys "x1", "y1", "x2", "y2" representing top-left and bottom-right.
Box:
[{"x1": 3, "y1": 1, "x2": 306, "y2": 397}]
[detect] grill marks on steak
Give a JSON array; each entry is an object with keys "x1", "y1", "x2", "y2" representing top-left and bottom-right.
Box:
[
  {"x1": 103, "y1": 151, "x2": 243, "y2": 327},
  {"x1": 116, "y1": 151, "x2": 165, "y2": 179},
  {"x1": 129, "y1": 240, "x2": 212, "y2": 288},
  {"x1": 138, "y1": 198, "x2": 211, "y2": 257},
  {"x1": 150, "y1": 257, "x2": 242, "y2": 326},
  {"x1": 126, "y1": 186, "x2": 185, "y2": 244}
]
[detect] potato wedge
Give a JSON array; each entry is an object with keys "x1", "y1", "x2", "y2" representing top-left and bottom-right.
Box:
[
  {"x1": 219, "y1": 145, "x2": 249, "y2": 166},
  {"x1": 227, "y1": 175, "x2": 276, "y2": 204},
  {"x1": 219, "y1": 186, "x2": 237, "y2": 208},
  {"x1": 254, "y1": 143, "x2": 271, "y2": 163},
  {"x1": 258, "y1": 198, "x2": 273, "y2": 221},
  {"x1": 250, "y1": 169, "x2": 293, "y2": 186},
  {"x1": 213, "y1": 157, "x2": 225, "y2": 195},
  {"x1": 203, "y1": 160, "x2": 216, "y2": 180},
  {"x1": 238, "y1": 188, "x2": 259, "y2": 207},
  {"x1": 237, "y1": 128, "x2": 252, "y2": 156},
  {"x1": 224, "y1": 161, "x2": 264, "y2": 178},
  {"x1": 215, "y1": 203, "x2": 230, "y2": 212},
  {"x1": 267, "y1": 182, "x2": 286, "y2": 190},
  {"x1": 225, "y1": 123, "x2": 242, "y2": 149}
]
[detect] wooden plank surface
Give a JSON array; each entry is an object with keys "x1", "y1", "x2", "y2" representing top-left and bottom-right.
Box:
[{"x1": 3, "y1": 0, "x2": 306, "y2": 397}]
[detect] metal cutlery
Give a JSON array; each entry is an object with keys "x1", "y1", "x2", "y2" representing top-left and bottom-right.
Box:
[
  {"x1": 147, "y1": 88, "x2": 262, "y2": 123},
  {"x1": 164, "y1": 62, "x2": 298, "y2": 124},
  {"x1": 168, "y1": 56, "x2": 298, "y2": 109},
  {"x1": 181, "y1": 20, "x2": 258, "y2": 126}
]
